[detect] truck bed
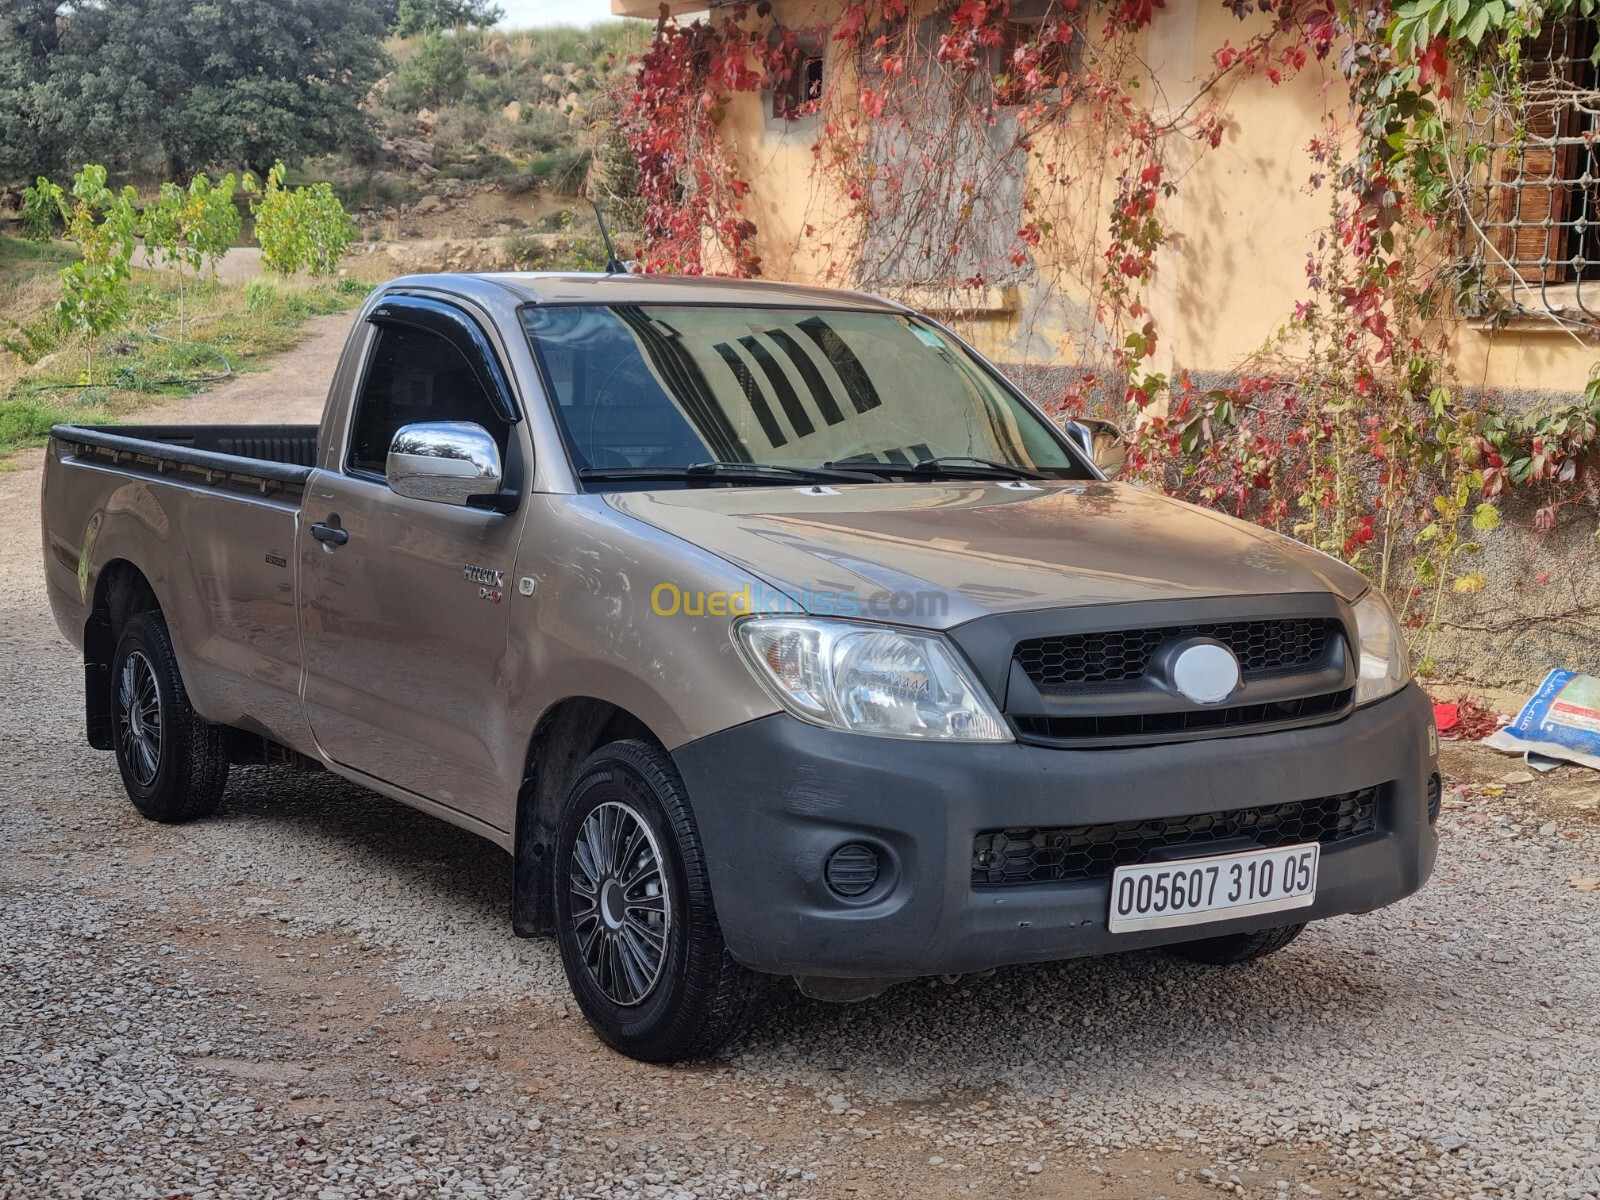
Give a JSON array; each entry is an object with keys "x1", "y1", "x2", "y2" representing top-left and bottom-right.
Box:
[
  {"x1": 44, "y1": 423, "x2": 318, "y2": 750},
  {"x1": 50, "y1": 423, "x2": 319, "y2": 485}
]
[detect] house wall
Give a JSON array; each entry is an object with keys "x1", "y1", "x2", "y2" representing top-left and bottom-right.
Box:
[{"x1": 706, "y1": 0, "x2": 1600, "y2": 399}]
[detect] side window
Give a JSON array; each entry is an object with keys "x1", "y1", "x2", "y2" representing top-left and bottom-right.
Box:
[{"x1": 347, "y1": 324, "x2": 510, "y2": 477}]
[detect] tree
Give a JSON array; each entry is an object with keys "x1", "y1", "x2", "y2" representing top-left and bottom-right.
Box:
[
  {"x1": 396, "y1": 33, "x2": 468, "y2": 108},
  {"x1": 143, "y1": 172, "x2": 243, "y2": 333},
  {"x1": 390, "y1": 0, "x2": 504, "y2": 36},
  {"x1": 250, "y1": 162, "x2": 359, "y2": 278},
  {"x1": 0, "y1": 0, "x2": 75, "y2": 180},
  {"x1": 0, "y1": 0, "x2": 386, "y2": 181},
  {"x1": 24, "y1": 165, "x2": 139, "y2": 384}
]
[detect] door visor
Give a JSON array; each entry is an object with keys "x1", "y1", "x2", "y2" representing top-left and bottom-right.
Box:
[{"x1": 368, "y1": 295, "x2": 521, "y2": 426}]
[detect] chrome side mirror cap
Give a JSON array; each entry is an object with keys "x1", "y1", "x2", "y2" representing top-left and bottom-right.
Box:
[
  {"x1": 1063, "y1": 420, "x2": 1095, "y2": 459},
  {"x1": 386, "y1": 421, "x2": 505, "y2": 507},
  {"x1": 1062, "y1": 417, "x2": 1127, "y2": 478}
]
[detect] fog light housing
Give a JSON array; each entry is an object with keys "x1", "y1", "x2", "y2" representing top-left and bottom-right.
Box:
[
  {"x1": 1427, "y1": 771, "x2": 1442, "y2": 824},
  {"x1": 824, "y1": 842, "x2": 881, "y2": 898}
]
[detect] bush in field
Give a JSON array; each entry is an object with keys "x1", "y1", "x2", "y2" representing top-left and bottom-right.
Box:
[
  {"x1": 395, "y1": 34, "x2": 469, "y2": 108},
  {"x1": 23, "y1": 166, "x2": 139, "y2": 384},
  {"x1": 143, "y1": 173, "x2": 244, "y2": 332},
  {"x1": 250, "y1": 162, "x2": 359, "y2": 278}
]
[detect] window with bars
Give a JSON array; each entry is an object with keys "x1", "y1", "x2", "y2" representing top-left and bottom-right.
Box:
[
  {"x1": 770, "y1": 35, "x2": 825, "y2": 120},
  {"x1": 1483, "y1": 18, "x2": 1600, "y2": 286}
]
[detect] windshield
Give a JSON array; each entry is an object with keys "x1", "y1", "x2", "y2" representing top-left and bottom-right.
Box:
[{"x1": 520, "y1": 304, "x2": 1091, "y2": 485}]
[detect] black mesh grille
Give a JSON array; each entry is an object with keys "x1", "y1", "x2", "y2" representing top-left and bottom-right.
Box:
[
  {"x1": 971, "y1": 787, "x2": 1380, "y2": 887},
  {"x1": 1015, "y1": 618, "x2": 1340, "y2": 688},
  {"x1": 1012, "y1": 689, "x2": 1352, "y2": 742}
]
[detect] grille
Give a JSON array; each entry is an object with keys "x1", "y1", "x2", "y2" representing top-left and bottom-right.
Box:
[
  {"x1": 971, "y1": 786, "x2": 1380, "y2": 888},
  {"x1": 1015, "y1": 618, "x2": 1339, "y2": 689},
  {"x1": 1012, "y1": 689, "x2": 1351, "y2": 742}
]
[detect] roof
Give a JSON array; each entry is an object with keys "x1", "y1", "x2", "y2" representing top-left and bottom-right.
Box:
[{"x1": 469, "y1": 271, "x2": 906, "y2": 312}]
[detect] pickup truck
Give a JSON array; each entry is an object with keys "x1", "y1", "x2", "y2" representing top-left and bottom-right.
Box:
[{"x1": 43, "y1": 272, "x2": 1439, "y2": 1062}]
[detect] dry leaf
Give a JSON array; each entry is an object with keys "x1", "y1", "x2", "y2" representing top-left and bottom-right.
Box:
[{"x1": 1566, "y1": 877, "x2": 1600, "y2": 892}]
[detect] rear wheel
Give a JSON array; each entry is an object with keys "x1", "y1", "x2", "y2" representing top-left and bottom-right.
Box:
[
  {"x1": 552, "y1": 739, "x2": 758, "y2": 1061},
  {"x1": 110, "y1": 611, "x2": 228, "y2": 823},
  {"x1": 1167, "y1": 922, "x2": 1306, "y2": 965}
]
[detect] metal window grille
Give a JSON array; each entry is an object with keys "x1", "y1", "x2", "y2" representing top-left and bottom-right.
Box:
[
  {"x1": 771, "y1": 39, "x2": 824, "y2": 121},
  {"x1": 1470, "y1": 18, "x2": 1600, "y2": 307}
]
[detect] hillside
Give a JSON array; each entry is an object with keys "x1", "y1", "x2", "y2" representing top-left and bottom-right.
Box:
[{"x1": 315, "y1": 22, "x2": 648, "y2": 255}]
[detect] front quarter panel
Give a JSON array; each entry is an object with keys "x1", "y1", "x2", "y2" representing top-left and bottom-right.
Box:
[{"x1": 505, "y1": 493, "x2": 782, "y2": 758}]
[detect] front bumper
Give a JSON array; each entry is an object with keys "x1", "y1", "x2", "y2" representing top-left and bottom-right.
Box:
[{"x1": 671, "y1": 683, "x2": 1438, "y2": 978}]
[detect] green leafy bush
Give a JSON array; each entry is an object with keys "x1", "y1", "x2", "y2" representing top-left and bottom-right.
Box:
[
  {"x1": 142, "y1": 173, "x2": 244, "y2": 332},
  {"x1": 395, "y1": 34, "x2": 469, "y2": 108},
  {"x1": 250, "y1": 163, "x2": 359, "y2": 277},
  {"x1": 529, "y1": 147, "x2": 591, "y2": 196},
  {"x1": 23, "y1": 166, "x2": 140, "y2": 383}
]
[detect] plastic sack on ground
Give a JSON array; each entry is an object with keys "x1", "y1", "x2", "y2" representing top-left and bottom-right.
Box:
[{"x1": 1483, "y1": 669, "x2": 1600, "y2": 772}]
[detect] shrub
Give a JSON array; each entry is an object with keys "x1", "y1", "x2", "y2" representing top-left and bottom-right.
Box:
[
  {"x1": 529, "y1": 147, "x2": 590, "y2": 197},
  {"x1": 250, "y1": 163, "x2": 359, "y2": 277},
  {"x1": 141, "y1": 172, "x2": 243, "y2": 332},
  {"x1": 509, "y1": 107, "x2": 574, "y2": 155},
  {"x1": 430, "y1": 106, "x2": 489, "y2": 158},
  {"x1": 24, "y1": 166, "x2": 140, "y2": 384},
  {"x1": 395, "y1": 34, "x2": 468, "y2": 108}
]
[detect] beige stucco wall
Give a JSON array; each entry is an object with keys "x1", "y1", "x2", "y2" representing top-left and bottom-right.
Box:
[{"x1": 691, "y1": 0, "x2": 1600, "y2": 403}]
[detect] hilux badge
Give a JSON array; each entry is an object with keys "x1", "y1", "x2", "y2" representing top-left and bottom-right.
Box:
[
  {"x1": 463, "y1": 564, "x2": 504, "y2": 588},
  {"x1": 1172, "y1": 643, "x2": 1241, "y2": 705}
]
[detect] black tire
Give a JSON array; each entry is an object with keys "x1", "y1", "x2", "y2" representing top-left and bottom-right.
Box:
[
  {"x1": 552, "y1": 739, "x2": 759, "y2": 1062},
  {"x1": 1168, "y1": 922, "x2": 1306, "y2": 965},
  {"x1": 109, "y1": 611, "x2": 229, "y2": 823}
]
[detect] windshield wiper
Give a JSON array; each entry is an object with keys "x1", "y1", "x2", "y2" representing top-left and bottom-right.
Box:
[
  {"x1": 578, "y1": 461, "x2": 866, "y2": 486},
  {"x1": 822, "y1": 455, "x2": 1047, "y2": 481}
]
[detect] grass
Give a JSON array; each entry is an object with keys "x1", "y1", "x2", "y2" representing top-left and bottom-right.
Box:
[{"x1": 0, "y1": 234, "x2": 368, "y2": 459}]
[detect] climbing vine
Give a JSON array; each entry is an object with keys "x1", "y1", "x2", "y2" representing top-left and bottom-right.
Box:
[{"x1": 623, "y1": 0, "x2": 1600, "y2": 666}]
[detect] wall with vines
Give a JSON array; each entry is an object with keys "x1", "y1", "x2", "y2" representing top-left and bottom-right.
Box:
[{"x1": 621, "y1": 0, "x2": 1600, "y2": 688}]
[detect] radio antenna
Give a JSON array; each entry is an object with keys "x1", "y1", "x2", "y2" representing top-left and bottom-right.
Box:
[{"x1": 591, "y1": 201, "x2": 628, "y2": 275}]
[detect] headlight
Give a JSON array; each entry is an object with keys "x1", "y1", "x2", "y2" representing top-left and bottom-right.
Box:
[
  {"x1": 734, "y1": 618, "x2": 1011, "y2": 742},
  {"x1": 1352, "y1": 589, "x2": 1409, "y2": 705}
]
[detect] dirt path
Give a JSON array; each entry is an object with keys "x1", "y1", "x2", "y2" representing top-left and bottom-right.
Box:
[
  {"x1": 3, "y1": 332, "x2": 1600, "y2": 1199},
  {"x1": 131, "y1": 244, "x2": 266, "y2": 286}
]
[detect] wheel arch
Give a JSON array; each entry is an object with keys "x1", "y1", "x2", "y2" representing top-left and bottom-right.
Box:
[
  {"x1": 511, "y1": 696, "x2": 660, "y2": 937},
  {"x1": 84, "y1": 560, "x2": 162, "y2": 750}
]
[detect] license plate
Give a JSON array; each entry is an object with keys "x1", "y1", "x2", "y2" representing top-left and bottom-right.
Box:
[{"x1": 1108, "y1": 842, "x2": 1319, "y2": 934}]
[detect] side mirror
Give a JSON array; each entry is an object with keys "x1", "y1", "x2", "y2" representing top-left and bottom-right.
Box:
[
  {"x1": 386, "y1": 421, "x2": 505, "y2": 507},
  {"x1": 1062, "y1": 417, "x2": 1127, "y2": 478},
  {"x1": 1063, "y1": 420, "x2": 1095, "y2": 459}
]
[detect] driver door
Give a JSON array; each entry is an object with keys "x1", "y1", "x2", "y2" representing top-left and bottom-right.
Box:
[{"x1": 297, "y1": 302, "x2": 527, "y2": 829}]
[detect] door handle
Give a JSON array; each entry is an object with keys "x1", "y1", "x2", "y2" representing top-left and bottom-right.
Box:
[{"x1": 310, "y1": 521, "x2": 348, "y2": 546}]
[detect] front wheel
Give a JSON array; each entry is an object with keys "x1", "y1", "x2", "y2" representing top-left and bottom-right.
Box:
[
  {"x1": 1167, "y1": 922, "x2": 1306, "y2": 965},
  {"x1": 110, "y1": 611, "x2": 229, "y2": 823},
  {"x1": 552, "y1": 739, "x2": 758, "y2": 1061}
]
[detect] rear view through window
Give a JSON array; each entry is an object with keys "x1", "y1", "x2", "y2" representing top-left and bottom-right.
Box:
[{"x1": 521, "y1": 305, "x2": 1087, "y2": 480}]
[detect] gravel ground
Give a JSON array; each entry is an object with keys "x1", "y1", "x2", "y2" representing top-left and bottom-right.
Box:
[{"x1": 4, "y1": 355, "x2": 1600, "y2": 1200}]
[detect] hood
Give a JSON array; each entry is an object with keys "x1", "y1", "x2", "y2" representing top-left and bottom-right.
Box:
[{"x1": 604, "y1": 481, "x2": 1368, "y2": 630}]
